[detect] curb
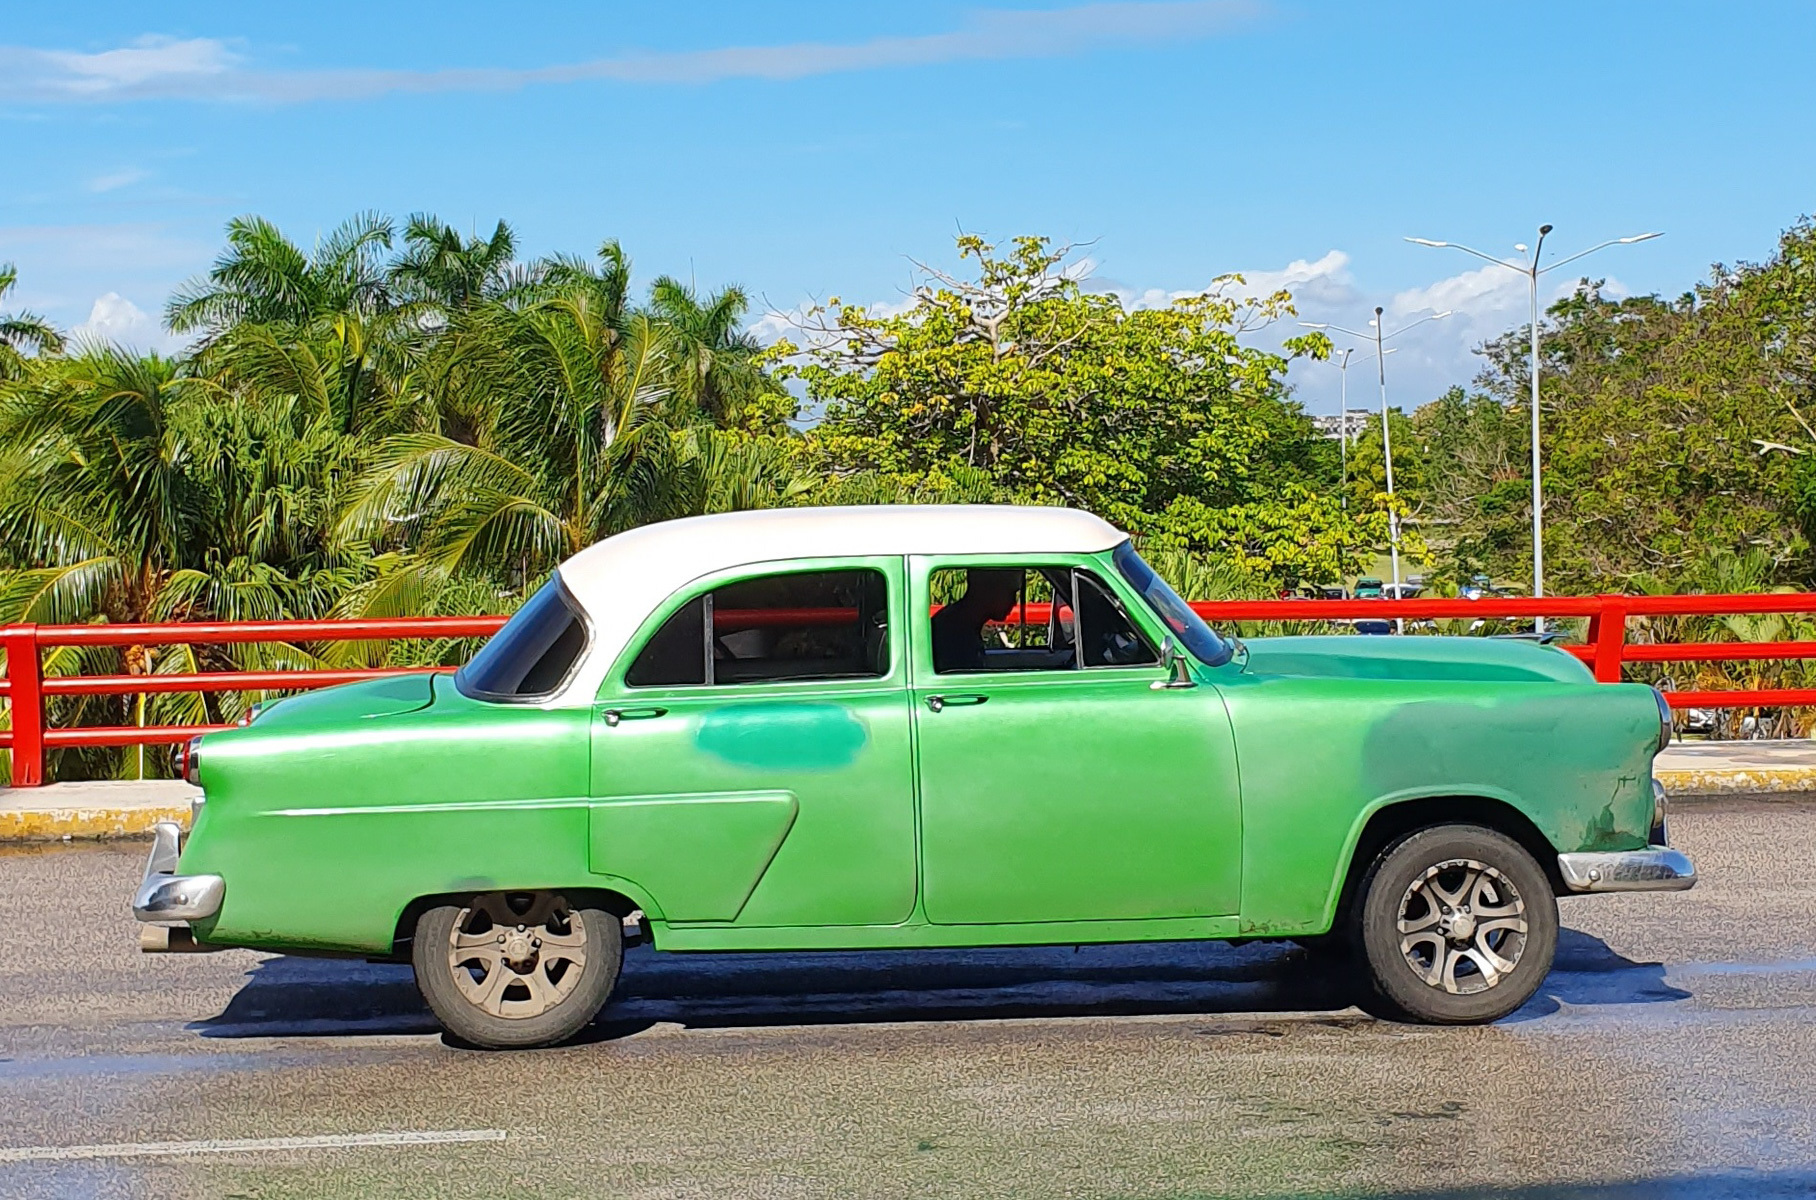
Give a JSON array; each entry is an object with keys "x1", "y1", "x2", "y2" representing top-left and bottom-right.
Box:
[
  {"x1": 0, "y1": 780, "x2": 201, "y2": 844},
  {"x1": 1656, "y1": 767, "x2": 1816, "y2": 803},
  {"x1": 0, "y1": 806, "x2": 192, "y2": 843}
]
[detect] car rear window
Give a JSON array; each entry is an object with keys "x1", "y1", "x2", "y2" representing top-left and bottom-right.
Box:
[
  {"x1": 455, "y1": 577, "x2": 590, "y2": 702},
  {"x1": 627, "y1": 568, "x2": 889, "y2": 687}
]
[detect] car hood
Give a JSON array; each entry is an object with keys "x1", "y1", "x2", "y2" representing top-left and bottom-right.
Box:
[
  {"x1": 1239, "y1": 635, "x2": 1594, "y2": 685},
  {"x1": 247, "y1": 672, "x2": 445, "y2": 730}
]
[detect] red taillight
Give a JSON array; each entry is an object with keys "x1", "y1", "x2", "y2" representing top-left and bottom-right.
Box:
[{"x1": 176, "y1": 735, "x2": 202, "y2": 786}]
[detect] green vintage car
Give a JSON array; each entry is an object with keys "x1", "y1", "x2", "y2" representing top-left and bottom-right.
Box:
[{"x1": 134, "y1": 506, "x2": 1694, "y2": 1048}]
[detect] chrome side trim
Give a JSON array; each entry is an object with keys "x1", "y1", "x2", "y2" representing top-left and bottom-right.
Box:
[
  {"x1": 132, "y1": 820, "x2": 225, "y2": 923},
  {"x1": 1558, "y1": 846, "x2": 1696, "y2": 893}
]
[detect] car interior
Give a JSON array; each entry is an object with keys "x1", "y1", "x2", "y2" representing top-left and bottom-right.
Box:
[{"x1": 929, "y1": 565, "x2": 1158, "y2": 674}]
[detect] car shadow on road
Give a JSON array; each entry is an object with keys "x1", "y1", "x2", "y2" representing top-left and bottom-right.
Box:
[
  {"x1": 189, "y1": 925, "x2": 1689, "y2": 1041},
  {"x1": 1507, "y1": 926, "x2": 1692, "y2": 1021}
]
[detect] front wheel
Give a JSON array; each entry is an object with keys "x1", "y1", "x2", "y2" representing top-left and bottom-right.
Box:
[
  {"x1": 1355, "y1": 825, "x2": 1557, "y2": 1024},
  {"x1": 412, "y1": 892, "x2": 622, "y2": 1049}
]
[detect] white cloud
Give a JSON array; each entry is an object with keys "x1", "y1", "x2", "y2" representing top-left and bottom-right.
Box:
[
  {"x1": 1109, "y1": 249, "x2": 1354, "y2": 311},
  {"x1": 6, "y1": 35, "x2": 236, "y2": 100},
  {"x1": 72, "y1": 292, "x2": 155, "y2": 344},
  {"x1": 0, "y1": 2, "x2": 1261, "y2": 104},
  {"x1": 86, "y1": 166, "x2": 149, "y2": 193}
]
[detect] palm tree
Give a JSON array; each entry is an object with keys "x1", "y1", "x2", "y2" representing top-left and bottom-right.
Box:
[
  {"x1": 0, "y1": 264, "x2": 64, "y2": 380},
  {"x1": 165, "y1": 212, "x2": 396, "y2": 340},
  {"x1": 0, "y1": 347, "x2": 369, "y2": 776},
  {"x1": 649, "y1": 277, "x2": 786, "y2": 427},
  {"x1": 339, "y1": 241, "x2": 673, "y2": 591},
  {"x1": 390, "y1": 215, "x2": 521, "y2": 315}
]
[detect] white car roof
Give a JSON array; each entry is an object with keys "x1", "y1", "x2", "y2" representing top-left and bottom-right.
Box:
[{"x1": 548, "y1": 504, "x2": 1124, "y2": 706}]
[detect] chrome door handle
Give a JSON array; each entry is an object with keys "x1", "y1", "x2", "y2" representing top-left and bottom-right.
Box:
[
  {"x1": 603, "y1": 706, "x2": 668, "y2": 727},
  {"x1": 926, "y1": 693, "x2": 988, "y2": 713}
]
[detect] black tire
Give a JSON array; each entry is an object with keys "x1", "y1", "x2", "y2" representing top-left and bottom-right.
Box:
[
  {"x1": 412, "y1": 891, "x2": 622, "y2": 1049},
  {"x1": 1354, "y1": 824, "x2": 1556, "y2": 1024}
]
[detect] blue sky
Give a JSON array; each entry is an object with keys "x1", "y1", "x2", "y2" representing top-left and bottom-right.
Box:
[{"x1": 4, "y1": 1, "x2": 1814, "y2": 411}]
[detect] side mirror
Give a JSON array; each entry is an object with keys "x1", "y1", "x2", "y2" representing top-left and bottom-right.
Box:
[{"x1": 1151, "y1": 637, "x2": 1197, "y2": 690}]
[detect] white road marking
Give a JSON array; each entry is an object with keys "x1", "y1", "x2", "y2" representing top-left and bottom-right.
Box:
[{"x1": 0, "y1": 1129, "x2": 507, "y2": 1164}]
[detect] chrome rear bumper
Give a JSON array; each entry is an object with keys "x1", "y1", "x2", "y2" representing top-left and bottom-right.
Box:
[
  {"x1": 132, "y1": 820, "x2": 225, "y2": 923},
  {"x1": 1557, "y1": 846, "x2": 1697, "y2": 893}
]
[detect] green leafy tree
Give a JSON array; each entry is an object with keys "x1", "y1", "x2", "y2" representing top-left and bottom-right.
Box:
[
  {"x1": 1408, "y1": 386, "x2": 1526, "y2": 586},
  {"x1": 1466, "y1": 277, "x2": 1807, "y2": 591},
  {"x1": 781, "y1": 234, "x2": 1366, "y2": 584}
]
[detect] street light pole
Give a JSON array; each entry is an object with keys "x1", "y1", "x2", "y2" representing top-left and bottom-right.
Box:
[
  {"x1": 1526, "y1": 226, "x2": 1550, "y2": 629},
  {"x1": 1373, "y1": 307, "x2": 1401, "y2": 592},
  {"x1": 1334, "y1": 347, "x2": 1354, "y2": 510},
  {"x1": 1407, "y1": 227, "x2": 1661, "y2": 632}
]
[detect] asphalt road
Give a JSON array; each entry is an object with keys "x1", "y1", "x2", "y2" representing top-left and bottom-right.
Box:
[{"x1": 4, "y1": 803, "x2": 1816, "y2": 1199}]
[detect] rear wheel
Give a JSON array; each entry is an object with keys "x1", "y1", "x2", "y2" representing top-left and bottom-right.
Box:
[
  {"x1": 1355, "y1": 825, "x2": 1556, "y2": 1024},
  {"x1": 412, "y1": 891, "x2": 621, "y2": 1049}
]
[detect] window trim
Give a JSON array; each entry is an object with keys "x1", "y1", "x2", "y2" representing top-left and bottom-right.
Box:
[
  {"x1": 919, "y1": 556, "x2": 1166, "y2": 679},
  {"x1": 454, "y1": 576, "x2": 594, "y2": 704},
  {"x1": 613, "y1": 559, "x2": 902, "y2": 695}
]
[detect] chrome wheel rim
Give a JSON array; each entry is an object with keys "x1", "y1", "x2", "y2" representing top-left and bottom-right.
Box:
[
  {"x1": 1397, "y1": 858, "x2": 1527, "y2": 995},
  {"x1": 447, "y1": 893, "x2": 588, "y2": 1020}
]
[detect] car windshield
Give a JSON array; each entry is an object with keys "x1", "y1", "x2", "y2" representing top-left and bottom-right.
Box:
[
  {"x1": 1111, "y1": 542, "x2": 1232, "y2": 667},
  {"x1": 455, "y1": 577, "x2": 590, "y2": 702}
]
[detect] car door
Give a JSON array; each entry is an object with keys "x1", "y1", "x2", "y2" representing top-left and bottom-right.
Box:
[
  {"x1": 910, "y1": 554, "x2": 1242, "y2": 925},
  {"x1": 588, "y1": 556, "x2": 917, "y2": 927}
]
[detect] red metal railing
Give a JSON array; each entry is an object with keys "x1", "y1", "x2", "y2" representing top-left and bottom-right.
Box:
[
  {"x1": 5, "y1": 593, "x2": 1816, "y2": 787},
  {"x1": 0, "y1": 617, "x2": 505, "y2": 787}
]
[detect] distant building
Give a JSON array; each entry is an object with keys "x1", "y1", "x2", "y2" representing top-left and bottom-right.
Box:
[{"x1": 1312, "y1": 410, "x2": 1373, "y2": 441}]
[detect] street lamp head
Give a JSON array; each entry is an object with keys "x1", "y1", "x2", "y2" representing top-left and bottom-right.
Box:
[
  {"x1": 1432, "y1": 309, "x2": 1453, "y2": 320},
  {"x1": 1297, "y1": 321, "x2": 1329, "y2": 330},
  {"x1": 1539, "y1": 223, "x2": 1554, "y2": 236},
  {"x1": 1620, "y1": 231, "x2": 1663, "y2": 243},
  {"x1": 1374, "y1": 306, "x2": 1384, "y2": 316},
  {"x1": 1515, "y1": 243, "x2": 1528, "y2": 254},
  {"x1": 1405, "y1": 237, "x2": 1447, "y2": 247}
]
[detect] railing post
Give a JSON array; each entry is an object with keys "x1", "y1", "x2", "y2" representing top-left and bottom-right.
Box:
[
  {"x1": 1591, "y1": 595, "x2": 1628, "y2": 684},
  {"x1": 1, "y1": 625, "x2": 44, "y2": 787}
]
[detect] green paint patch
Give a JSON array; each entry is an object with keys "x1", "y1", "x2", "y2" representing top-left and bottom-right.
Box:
[{"x1": 696, "y1": 703, "x2": 869, "y2": 771}]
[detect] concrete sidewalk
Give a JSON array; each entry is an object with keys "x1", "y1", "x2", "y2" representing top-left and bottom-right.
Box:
[
  {"x1": 2, "y1": 740, "x2": 1813, "y2": 842},
  {"x1": 0, "y1": 779, "x2": 199, "y2": 842}
]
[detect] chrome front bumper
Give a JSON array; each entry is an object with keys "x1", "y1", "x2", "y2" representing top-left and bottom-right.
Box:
[
  {"x1": 1557, "y1": 846, "x2": 1697, "y2": 893},
  {"x1": 132, "y1": 820, "x2": 225, "y2": 923}
]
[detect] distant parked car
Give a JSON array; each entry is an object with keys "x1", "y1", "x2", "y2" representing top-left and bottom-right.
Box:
[
  {"x1": 1353, "y1": 576, "x2": 1385, "y2": 599},
  {"x1": 1383, "y1": 583, "x2": 1423, "y2": 600},
  {"x1": 1318, "y1": 585, "x2": 1348, "y2": 600}
]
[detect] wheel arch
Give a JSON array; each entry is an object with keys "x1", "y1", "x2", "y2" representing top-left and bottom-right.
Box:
[
  {"x1": 1324, "y1": 794, "x2": 1566, "y2": 935},
  {"x1": 387, "y1": 886, "x2": 647, "y2": 961}
]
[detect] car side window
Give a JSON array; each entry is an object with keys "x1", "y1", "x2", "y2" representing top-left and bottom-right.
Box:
[
  {"x1": 929, "y1": 566, "x2": 1157, "y2": 675},
  {"x1": 626, "y1": 568, "x2": 890, "y2": 687}
]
